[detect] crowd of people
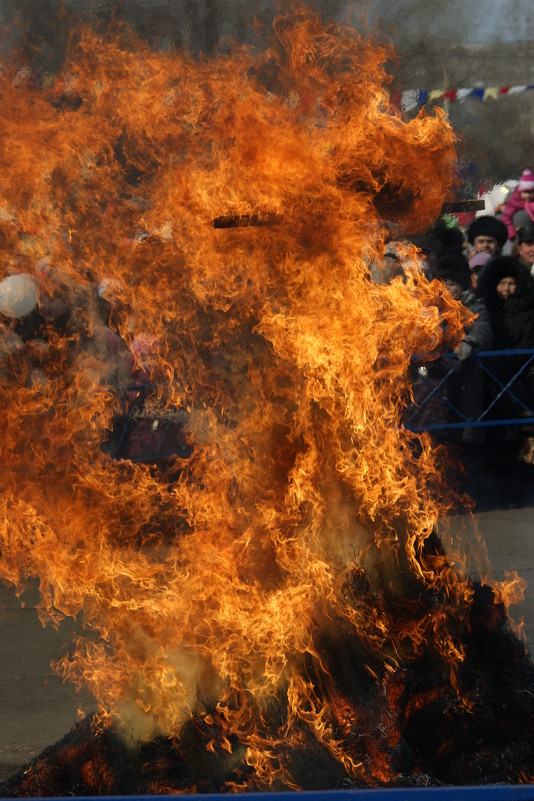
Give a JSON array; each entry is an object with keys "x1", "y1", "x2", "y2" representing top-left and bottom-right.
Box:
[
  {"x1": 408, "y1": 184, "x2": 534, "y2": 460},
  {"x1": 2, "y1": 170, "x2": 534, "y2": 465}
]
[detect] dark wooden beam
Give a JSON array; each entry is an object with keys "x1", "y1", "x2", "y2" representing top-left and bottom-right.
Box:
[{"x1": 442, "y1": 200, "x2": 486, "y2": 213}]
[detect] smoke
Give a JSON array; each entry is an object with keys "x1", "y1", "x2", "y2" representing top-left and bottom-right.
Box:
[
  {"x1": 0, "y1": 0, "x2": 337, "y2": 55},
  {"x1": 1, "y1": 0, "x2": 531, "y2": 44},
  {"x1": 1, "y1": 0, "x2": 532, "y2": 183}
]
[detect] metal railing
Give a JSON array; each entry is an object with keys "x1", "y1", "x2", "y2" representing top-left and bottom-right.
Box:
[
  {"x1": 19, "y1": 786, "x2": 534, "y2": 801},
  {"x1": 104, "y1": 350, "x2": 534, "y2": 461},
  {"x1": 404, "y1": 348, "x2": 534, "y2": 433}
]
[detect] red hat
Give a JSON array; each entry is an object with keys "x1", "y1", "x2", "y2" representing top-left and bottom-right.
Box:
[{"x1": 518, "y1": 168, "x2": 534, "y2": 192}]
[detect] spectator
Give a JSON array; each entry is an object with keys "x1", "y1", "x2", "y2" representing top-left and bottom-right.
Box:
[
  {"x1": 411, "y1": 218, "x2": 465, "y2": 277},
  {"x1": 434, "y1": 254, "x2": 493, "y2": 355},
  {"x1": 475, "y1": 255, "x2": 534, "y2": 423},
  {"x1": 516, "y1": 220, "x2": 534, "y2": 275},
  {"x1": 476, "y1": 256, "x2": 534, "y2": 349},
  {"x1": 467, "y1": 215, "x2": 508, "y2": 258},
  {"x1": 468, "y1": 251, "x2": 492, "y2": 291},
  {"x1": 427, "y1": 254, "x2": 493, "y2": 442},
  {"x1": 501, "y1": 168, "x2": 534, "y2": 241}
]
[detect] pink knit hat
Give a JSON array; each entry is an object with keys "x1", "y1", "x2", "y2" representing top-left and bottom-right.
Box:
[
  {"x1": 518, "y1": 168, "x2": 534, "y2": 191},
  {"x1": 468, "y1": 251, "x2": 491, "y2": 272}
]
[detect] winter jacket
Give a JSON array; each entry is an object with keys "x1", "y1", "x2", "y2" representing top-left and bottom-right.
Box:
[
  {"x1": 501, "y1": 186, "x2": 534, "y2": 240},
  {"x1": 460, "y1": 289, "x2": 493, "y2": 352},
  {"x1": 476, "y1": 256, "x2": 534, "y2": 349}
]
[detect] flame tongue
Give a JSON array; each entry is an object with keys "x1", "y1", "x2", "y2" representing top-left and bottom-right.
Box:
[{"x1": 0, "y1": 6, "x2": 480, "y2": 790}]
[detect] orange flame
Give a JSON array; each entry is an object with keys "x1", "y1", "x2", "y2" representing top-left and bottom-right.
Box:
[{"x1": 0, "y1": 6, "x2": 512, "y2": 790}]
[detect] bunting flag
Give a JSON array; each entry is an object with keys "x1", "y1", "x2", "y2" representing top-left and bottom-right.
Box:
[
  {"x1": 394, "y1": 84, "x2": 534, "y2": 112},
  {"x1": 5, "y1": 63, "x2": 534, "y2": 118}
]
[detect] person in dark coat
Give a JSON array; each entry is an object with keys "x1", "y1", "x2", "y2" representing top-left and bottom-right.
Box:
[
  {"x1": 476, "y1": 256, "x2": 534, "y2": 349},
  {"x1": 516, "y1": 220, "x2": 534, "y2": 275},
  {"x1": 475, "y1": 255, "x2": 534, "y2": 419},
  {"x1": 434, "y1": 254, "x2": 493, "y2": 353},
  {"x1": 411, "y1": 219, "x2": 466, "y2": 279},
  {"x1": 431, "y1": 254, "x2": 493, "y2": 441}
]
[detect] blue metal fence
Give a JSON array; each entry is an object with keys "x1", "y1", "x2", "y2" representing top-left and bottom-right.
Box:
[
  {"x1": 104, "y1": 350, "x2": 534, "y2": 461},
  {"x1": 19, "y1": 787, "x2": 534, "y2": 801},
  {"x1": 404, "y1": 348, "x2": 534, "y2": 433}
]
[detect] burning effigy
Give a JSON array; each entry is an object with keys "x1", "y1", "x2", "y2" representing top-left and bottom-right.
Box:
[{"x1": 1, "y1": 3, "x2": 534, "y2": 796}]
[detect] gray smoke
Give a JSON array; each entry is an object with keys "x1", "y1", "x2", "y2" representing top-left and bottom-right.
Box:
[{"x1": 0, "y1": 0, "x2": 533, "y2": 184}]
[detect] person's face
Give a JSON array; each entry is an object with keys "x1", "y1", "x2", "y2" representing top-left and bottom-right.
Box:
[
  {"x1": 444, "y1": 279, "x2": 463, "y2": 300},
  {"x1": 473, "y1": 235, "x2": 499, "y2": 254},
  {"x1": 520, "y1": 190, "x2": 534, "y2": 202},
  {"x1": 496, "y1": 276, "x2": 517, "y2": 300},
  {"x1": 518, "y1": 239, "x2": 534, "y2": 266}
]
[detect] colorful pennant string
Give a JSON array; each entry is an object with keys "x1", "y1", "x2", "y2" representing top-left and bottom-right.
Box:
[{"x1": 393, "y1": 84, "x2": 534, "y2": 112}]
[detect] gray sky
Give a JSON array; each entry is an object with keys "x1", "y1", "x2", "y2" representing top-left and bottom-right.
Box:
[{"x1": 367, "y1": 0, "x2": 533, "y2": 45}]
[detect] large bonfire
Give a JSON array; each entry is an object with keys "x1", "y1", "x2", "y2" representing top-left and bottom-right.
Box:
[{"x1": 1, "y1": 4, "x2": 533, "y2": 795}]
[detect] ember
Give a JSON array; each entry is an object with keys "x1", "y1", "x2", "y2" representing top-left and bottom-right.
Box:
[{"x1": 1, "y1": 2, "x2": 534, "y2": 796}]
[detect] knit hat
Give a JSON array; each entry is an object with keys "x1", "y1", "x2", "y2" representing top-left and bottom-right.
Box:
[
  {"x1": 518, "y1": 168, "x2": 534, "y2": 192},
  {"x1": 468, "y1": 251, "x2": 491, "y2": 272},
  {"x1": 517, "y1": 220, "x2": 534, "y2": 243},
  {"x1": 434, "y1": 254, "x2": 471, "y2": 290},
  {"x1": 467, "y1": 215, "x2": 508, "y2": 248}
]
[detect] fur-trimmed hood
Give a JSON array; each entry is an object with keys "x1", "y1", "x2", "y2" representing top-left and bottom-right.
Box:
[
  {"x1": 475, "y1": 255, "x2": 534, "y2": 349},
  {"x1": 476, "y1": 256, "x2": 534, "y2": 309}
]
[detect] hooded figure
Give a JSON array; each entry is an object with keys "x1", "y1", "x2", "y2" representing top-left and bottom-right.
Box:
[
  {"x1": 475, "y1": 255, "x2": 534, "y2": 421},
  {"x1": 475, "y1": 255, "x2": 534, "y2": 349}
]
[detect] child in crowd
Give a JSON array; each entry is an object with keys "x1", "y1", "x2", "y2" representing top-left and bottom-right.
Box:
[
  {"x1": 468, "y1": 251, "x2": 491, "y2": 291},
  {"x1": 501, "y1": 168, "x2": 534, "y2": 241}
]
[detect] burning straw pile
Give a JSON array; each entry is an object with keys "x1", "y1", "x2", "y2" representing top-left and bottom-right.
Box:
[{"x1": 1, "y1": 3, "x2": 534, "y2": 795}]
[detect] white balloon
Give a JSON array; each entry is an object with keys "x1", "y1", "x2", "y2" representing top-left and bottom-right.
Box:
[{"x1": 0, "y1": 273, "x2": 38, "y2": 318}]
